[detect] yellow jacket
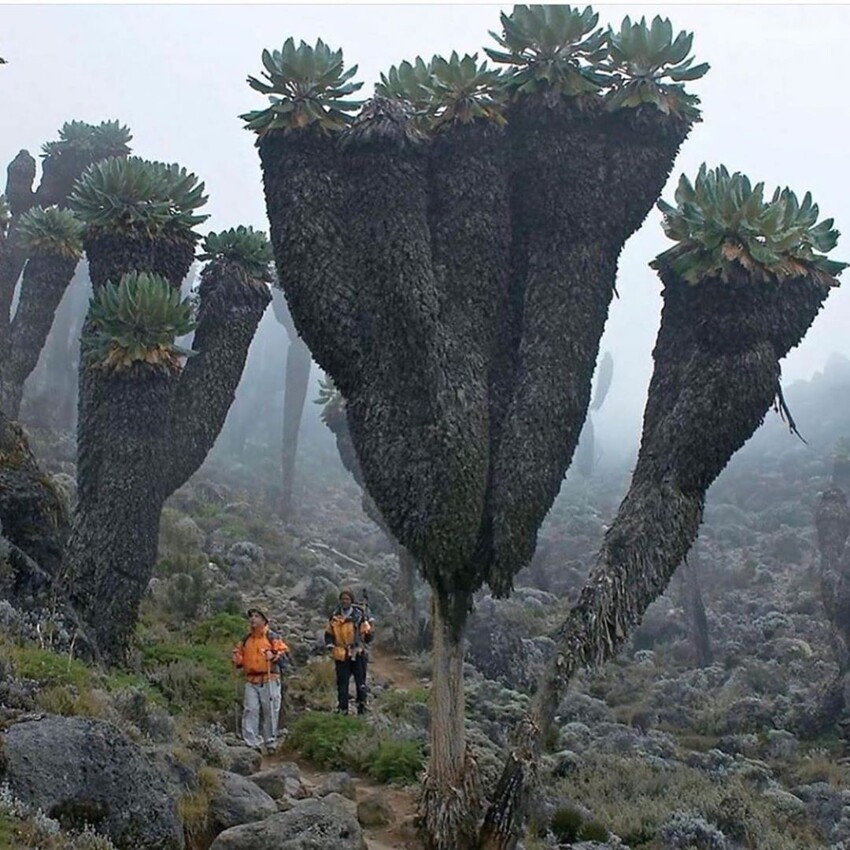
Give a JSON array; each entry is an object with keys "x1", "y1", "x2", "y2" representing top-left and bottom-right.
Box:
[{"x1": 324, "y1": 606, "x2": 365, "y2": 662}]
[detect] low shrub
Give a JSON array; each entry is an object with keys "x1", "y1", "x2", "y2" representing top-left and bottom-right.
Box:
[
  {"x1": 286, "y1": 712, "x2": 366, "y2": 769},
  {"x1": 550, "y1": 806, "x2": 583, "y2": 842},
  {"x1": 367, "y1": 739, "x2": 424, "y2": 784},
  {"x1": 549, "y1": 807, "x2": 608, "y2": 844}
]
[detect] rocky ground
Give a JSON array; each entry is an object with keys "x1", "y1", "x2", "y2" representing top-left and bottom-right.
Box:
[{"x1": 1, "y1": 355, "x2": 850, "y2": 849}]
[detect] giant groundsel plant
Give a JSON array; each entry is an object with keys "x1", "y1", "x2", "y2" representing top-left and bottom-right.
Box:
[{"x1": 245, "y1": 7, "x2": 710, "y2": 848}]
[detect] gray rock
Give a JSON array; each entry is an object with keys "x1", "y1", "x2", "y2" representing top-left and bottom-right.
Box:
[
  {"x1": 357, "y1": 792, "x2": 393, "y2": 827},
  {"x1": 223, "y1": 745, "x2": 262, "y2": 776},
  {"x1": 1, "y1": 715, "x2": 183, "y2": 849},
  {"x1": 250, "y1": 762, "x2": 308, "y2": 800},
  {"x1": 209, "y1": 770, "x2": 277, "y2": 832},
  {"x1": 317, "y1": 772, "x2": 357, "y2": 801},
  {"x1": 209, "y1": 796, "x2": 367, "y2": 850}
]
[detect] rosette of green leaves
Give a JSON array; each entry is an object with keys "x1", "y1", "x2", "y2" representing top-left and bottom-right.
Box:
[
  {"x1": 243, "y1": 38, "x2": 364, "y2": 134},
  {"x1": 0, "y1": 195, "x2": 10, "y2": 236},
  {"x1": 16, "y1": 206, "x2": 84, "y2": 259},
  {"x1": 69, "y1": 156, "x2": 208, "y2": 238},
  {"x1": 376, "y1": 57, "x2": 434, "y2": 111},
  {"x1": 85, "y1": 271, "x2": 196, "y2": 371},
  {"x1": 315, "y1": 376, "x2": 344, "y2": 426},
  {"x1": 485, "y1": 5, "x2": 609, "y2": 102},
  {"x1": 424, "y1": 52, "x2": 507, "y2": 131},
  {"x1": 199, "y1": 226, "x2": 274, "y2": 282},
  {"x1": 41, "y1": 120, "x2": 132, "y2": 161},
  {"x1": 600, "y1": 16, "x2": 708, "y2": 120},
  {"x1": 653, "y1": 164, "x2": 848, "y2": 284}
]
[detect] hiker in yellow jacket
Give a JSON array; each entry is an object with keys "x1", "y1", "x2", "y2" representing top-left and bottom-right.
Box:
[
  {"x1": 324, "y1": 588, "x2": 368, "y2": 714},
  {"x1": 232, "y1": 608, "x2": 289, "y2": 753}
]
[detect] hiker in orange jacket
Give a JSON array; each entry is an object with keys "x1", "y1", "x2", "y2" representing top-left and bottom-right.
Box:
[
  {"x1": 232, "y1": 608, "x2": 289, "y2": 753},
  {"x1": 324, "y1": 588, "x2": 368, "y2": 714}
]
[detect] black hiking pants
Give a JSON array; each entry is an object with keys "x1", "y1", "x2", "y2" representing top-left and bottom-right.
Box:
[{"x1": 335, "y1": 656, "x2": 367, "y2": 713}]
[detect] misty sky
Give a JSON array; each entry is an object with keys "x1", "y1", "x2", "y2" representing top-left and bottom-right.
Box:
[{"x1": 3, "y1": 4, "x2": 849, "y2": 452}]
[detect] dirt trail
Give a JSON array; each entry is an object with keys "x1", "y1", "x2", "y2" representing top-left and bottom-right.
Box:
[
  {"x1": 369, "y1": 649, "x2": 424, "y2": 692},
  {"x1": 262, "y1": 647, "x2": 426, "y2": 849}
]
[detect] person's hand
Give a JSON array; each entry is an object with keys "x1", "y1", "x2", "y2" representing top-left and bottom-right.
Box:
[{"x1": 263, "y1": 649, "x2": 274, "y2": 660}]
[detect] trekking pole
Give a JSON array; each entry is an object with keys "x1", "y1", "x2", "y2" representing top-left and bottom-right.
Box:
[{"x1": 231, "y1": 664, "x2": 241, "y2": 737}]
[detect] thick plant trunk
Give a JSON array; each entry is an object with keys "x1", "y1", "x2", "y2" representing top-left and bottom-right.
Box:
[
  {"x1": 486, "y1": 103, "x2": 689, "y2": 594},
  {"x1": 0, "y1": 152, "x2": 38, "y2": 349},
  {"x1": 0, "y1": 252, "x2": 78, "y2": 418},
  {"x1": 682, "y1": 552, "x2": 713, "y2": 668},
  {"x1": 259, "y1": 131, "x2": 356, "y2": 383},
  {"x1": 479, "y1": 271, "x2": 832, "y2": 849},
  {"x1": 280, "y1": 335, "x2": 311, "y2": 519},
  {"x1": 160, "y1": 261, "x2": 271, "y2": 499},
  {"x1": 814, "y1": 486, "x2": 850, "y2": 727},
  {"x1": 65, "y1": 366, "x2": 171, "y2": 661},
  {"x1": 67, "y1": 232, "x2": 196, "y2": 661},
  {"x1": 339, "y1": 124, "x2": 484, "y2": 597},
  {"x1": 420, "y1": 596, "x2": 480, "y2": 850},
  {"x1": 41, "y1": 266, "x2": 88, "y2": 431},
  {"x1": 392, "y1": 547, "x2": 420, "y2": 652},
  {"x1": 429, "y1": 121, "x2": 510, "y2": 596}
]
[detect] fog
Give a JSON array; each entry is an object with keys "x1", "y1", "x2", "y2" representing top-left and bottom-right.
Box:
[{"x1": 4, "y1": 4, "x2": 848, "y2": 462}]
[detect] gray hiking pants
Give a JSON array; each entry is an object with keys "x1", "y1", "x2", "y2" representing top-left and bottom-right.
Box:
[{"x1": 242, "y1": 679, "x2": 281, "y2": 749}]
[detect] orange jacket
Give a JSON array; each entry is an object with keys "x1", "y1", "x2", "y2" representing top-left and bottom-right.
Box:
[
  {"x1": 324, "y1": 606, "x2": 364, "y2": 662},
  {"x1": 232, "y1": 625, "x2": 289, "y2": 684}
]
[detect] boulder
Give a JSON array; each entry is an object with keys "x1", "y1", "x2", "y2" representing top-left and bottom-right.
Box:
[
  {"x1": 209, "y1": 796, "x2": 367, "y2": 850},
  {"x1": 317, "y1": 771, "x2": 357, "y2": 801},
  {"x1": 223, "y1": 745, "x2": 262, "y2": 776},
  {"x1": 1, "y1": 715, "x2": 183, "y2": 849},
  {"x1": 357, "y1": 792, "x2": 393, "y2": 827},
  {"x1": 249, "y1": 762, "x2": 309, "y2": 800},
  {"x1": 208, "y1": 770, "x2": 277, "y2": 832}
]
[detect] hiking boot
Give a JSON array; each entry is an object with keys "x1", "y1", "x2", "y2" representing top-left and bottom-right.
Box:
[{"x1": 356, "y1": 703, "x2": 367, "y2": 716}]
